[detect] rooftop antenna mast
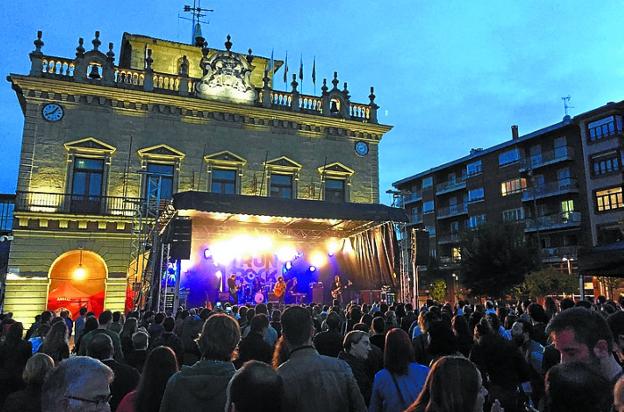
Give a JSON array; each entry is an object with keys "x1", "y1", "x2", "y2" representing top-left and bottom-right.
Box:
[
  {"x1": 180, "y1": 1, "x2": 213, "y2": 45},
  {"x1": 561, "y1": 95, "x2": 574, "y2": 117}
]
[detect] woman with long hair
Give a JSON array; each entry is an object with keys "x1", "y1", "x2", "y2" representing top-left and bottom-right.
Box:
[
  {"x1": 271, "y1": 335, "x2": 290, "y2": 370},
  {"x1": 369, "y1": 328, "x2": 429, "y2": 412},
  {"x1": 0, "y1": 353, "x2": 54, "y2": 412},
  {"x1": 0, "y1": 322, "x2": 31, "y2": 406},
  {"x1": 406, "y1": 356, "x2": 503, "y2": 412},
  {"x1": 117, "y1": 346, "x2": 179, "y2": 412},
  {"x1": 39, "y1": 321, "x2": 69, "y2": 364},
  {"x1": 73, "y1": 316, "x2": 97, "y2": 354},
  {"x1": 120, "y1": 317, "x2": 138, "y2": 356},
  {"x1": 452, "y1": 315, "x2": 473, "y2": 357}
]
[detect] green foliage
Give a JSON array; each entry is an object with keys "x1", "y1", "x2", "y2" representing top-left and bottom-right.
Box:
[
  {"x1": 460, "y1": 222, "x2": 538, "y2": 298},
  {"x1": 430, "y1": 279, "x2": 447, "y2": 302},
  {"x1": 524, "y1": 267, "x2": 578, "y2": 298}
]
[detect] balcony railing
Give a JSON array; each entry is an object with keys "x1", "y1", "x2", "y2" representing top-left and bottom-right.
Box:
[
  {"x1": 439, "y1": 255, "x2": 461, "y2": 266},
  {"x1": 403, "y1": 192, "x2": 423, "y2": 204},
  {"x1": 540, "y1": 246, "x2": 578, "y2": 261},
  {"x1": 519, "y1": 147, "x2": 574, "y2": 171},
  {"x1": 438, "y1": 233, "x2": 461, "y2": 244},
  {"x1": 15, "y1": 191, "x2": 143, "y2": 217},
  {"x1": 410, "y1": 212, "x2": 423, "y2": 224},
  {"x1": 437, "y1": 203, "x2": 468, "y2": 219},
  {"x1": 521, "y1": 178, "x2": 579, "y2": 201},
  {"x1": 524, "y1": 211, "x2": 582, "y2": 232},
  {"x1": 435, "y1": 178, "x2": 466, "y2": 195}
]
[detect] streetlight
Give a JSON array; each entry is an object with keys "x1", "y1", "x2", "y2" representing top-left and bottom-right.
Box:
[
  {"x1": 563, "y1": 256, "x2": 583, "y2": 301},
  {"x1": 452, "y1": 273, "x2": 459, "y2": 303}
]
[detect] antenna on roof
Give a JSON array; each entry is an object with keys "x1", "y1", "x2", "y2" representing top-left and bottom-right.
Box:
[
  {"x1": 179, "y1": 1, "x2": 213, "y2": 46},
  {"x1": 561, "y1": 95, "x2": 574, "y2": 118}
]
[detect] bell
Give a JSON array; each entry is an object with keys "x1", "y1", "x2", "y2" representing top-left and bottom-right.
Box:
[
  {"x1": 330, "y1": 100, "x2": 339, "y2": 114},
  {"x1": 88, "y1": 63, "x2": 101, "y2": 79}
]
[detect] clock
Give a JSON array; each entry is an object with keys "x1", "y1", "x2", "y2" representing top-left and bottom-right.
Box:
[
  {"x1": 42, "y1": 103, "x2": 64, "y2": 122},
  {"x1": 354, "y1": 141, "x2": 369, "y2": 156}
]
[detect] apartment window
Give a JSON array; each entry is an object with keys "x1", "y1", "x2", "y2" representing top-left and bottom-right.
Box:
[
  {"x1": 561, "y1": 199, "x2": 575, "y2": 219},
  {"x1": 591, "y1": 151, "x2": 621, "y2": 176},
  {"x1": 145, "y1": 163, "x2": 175, "y2": 200},
  {"x1": 450, "y1": 221, "x2": 460, "y2": 234},
  {"x1": 324, "y1": 178, "x2": 346, "y2": 203},
  {"x1": 468, "y1": 214, "x2": 487, "y2": 228},
  {"x1": 502, "y1": 208, "x2": 525, "y2": 222},
  {"x1": 498, "y1": 148, "x2": 520, "y2": 166},
  {"x1": 554, "y1": 136, "x2": 568, "y2": 158},
  {"x1": 425, "y1": 225, "x2": 436, "y2": 237},
  {"x1": 423, "y1": 200, "x2": 435, "y2": 214},
  {"x1": 71, "y1": 157, "x2": 104, "y2": 213},
  {"x1": 270, "y1": 174, "x2": 293, "y2": 199},
  {"x1": 422, "y1": 176, "x2": 433, "y2": 189},
  {"x1": 588, "y1": 115, "x2": 623, "y2": 142},
  {"x1": 451, "y1": 247, "x2": 461, "y2": 262},
  {"x1": 596, "y1": 187, "x2": 624, "y2": 212},
  {"x1": 500, "y1": 178, "x2": 527, "y2": 196},
  {"x1": 466, "y1": 160, "x2": 482, "y2": 176},
  {"x1": 211, "y1": 169, "x2": 237, "y2": 194},
  {"x1": 468, "y1": 187, "x2": 485, "y2": 203}
]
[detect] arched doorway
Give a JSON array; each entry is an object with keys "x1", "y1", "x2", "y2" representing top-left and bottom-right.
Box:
[{"x1": 48, "y1": 250, "x2": 107, "y2": 318}]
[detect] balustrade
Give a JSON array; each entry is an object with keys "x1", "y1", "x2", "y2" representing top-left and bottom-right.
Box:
[{"x1": 41, "y1": 56, "x2": 75, "y2": 78}]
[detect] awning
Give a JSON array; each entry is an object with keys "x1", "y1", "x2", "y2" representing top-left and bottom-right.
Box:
[{"x1": 579, "y1": 241, "x2": 624, "y2": 277}]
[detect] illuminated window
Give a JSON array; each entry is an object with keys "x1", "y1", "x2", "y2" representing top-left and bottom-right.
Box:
[
  {"x1": 500, "y1": 178, "x2": 527, "y2": 196},
  {"x1": 451, "y1": 247, "x2": 461, "y2": 262},
  {"x1": 466, "y1": 160, "x2": 482, "y2": 176},
  {"x1": 211, "y1": 169, "x2": 237, "y2": 194},
  {"x1": 468, "y1": 187, "x2": 484, "y2": 203},
  {"x1": 596, "y1": 187, "x2": 624, "y2": 212},
  {"x1": 423, "y1": 200, "x2": 435, "y2": 214},
  {"x1": 588, "y1": 115, "x2": 623, "y2": 141},
  {"x1": 324, "y1": 178, "x2": 346, "y2": 203},
  {"x1": 270, "y1": 174, "x2": 293, "y2": 199}
]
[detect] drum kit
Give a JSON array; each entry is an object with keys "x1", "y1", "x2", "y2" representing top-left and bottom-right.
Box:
[{"x1": 236, "y1": 272, "x2": 276, "y2": 304}]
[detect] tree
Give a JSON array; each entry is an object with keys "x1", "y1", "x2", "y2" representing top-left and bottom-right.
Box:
[
  {"x1": 524, "y1": 267, "x2": 578, "y2": 299},
  {"x1": 460, "y1": 222, "x2": 538, "y2": 297},
  {"x1": 430, "y1": 279, "x2": 447, "y2": 302}
]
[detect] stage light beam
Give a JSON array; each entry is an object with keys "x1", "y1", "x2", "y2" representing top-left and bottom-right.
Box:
[{"x1": 310, "y1": 251, "x2": 327, "y2": 268}]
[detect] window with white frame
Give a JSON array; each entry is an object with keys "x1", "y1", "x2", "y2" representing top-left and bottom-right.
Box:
[
  {"x1": 498, "y1": 148, "x2": 520, "y2": 166},
  {"x1": 468, "y1": 187, "x2": 485, "y2": 203},
  {"x1": 466, "y1": 160, "x2": 482, "y2": 176},
  {"x1": 422, "y1": 176, "x2": 433, "y2": 189},
  {"x1": 468, "y1": 214, "x2": 487, "y2": 228},
  {"x1": 423, "y1": 200, "x2": 435, "y2": 214},
  {"x1": 500, "y1": 178, "x2": 527, "y2": 196},
  {"x1": 502, "y1": 208, "x2": 525, "y2": 222},
  {"x1": 596, "y1": 187, "x2": 624, "y2": 212}
]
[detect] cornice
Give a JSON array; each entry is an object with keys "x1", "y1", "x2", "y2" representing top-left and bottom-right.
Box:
[{"x1": 8, "y1": 75, "x2": 393, "y2": 142}]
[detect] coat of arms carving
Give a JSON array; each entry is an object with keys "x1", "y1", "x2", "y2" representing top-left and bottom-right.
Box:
[{"x1": 196, "y1": 47, "x2": 257, "y2": 105}]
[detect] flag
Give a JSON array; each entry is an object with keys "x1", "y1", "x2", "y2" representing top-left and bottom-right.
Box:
[
  {"x1": 312, "y1": 56, "x2": 316, "y2": 85},
  {"x1": 299, "y1": 55, "x2": 304, "y2": 81},
  {"x1": 283, "y1": 51, "x2": 288, "y2": 84}
]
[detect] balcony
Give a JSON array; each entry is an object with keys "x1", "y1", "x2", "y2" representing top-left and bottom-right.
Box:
[
  {"x1": 524, "y1": 211, "x2": 582, "y2": 232},
  {"x1": 409, "y1": 212, "x2": 423, "y2": 225},
  {"x1": 540, "y1": 246, "x2": 578, "y2": 262},
  {"x1": 437, "y1": 233, "x2": 461, "y2": 244},
  {"x1": 439, "y1": 255, "x2": 461, "y2": 267},
  {"x1": 519, "y1": 147, "x2": 575, "y2": 171},
  {"x1": 15, "y1": 191, "x2": 143, "y2": 217},
  {"x1": 435, "y1": 178, "x2": 467, "y2": 195},
  {"x1": 403, "y1": 191, "x2": 423, "y2": 205},
  {"x1": 437, "y1": 203, "x2": 468, "y2": 219},
  {"x1": 521, "y1": 178, "x2": 579, "y2": 201}
]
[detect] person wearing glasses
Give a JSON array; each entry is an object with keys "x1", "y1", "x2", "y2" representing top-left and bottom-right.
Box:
[{"x1": 41, "y1": 356, "x2": 113, "y2": 412}]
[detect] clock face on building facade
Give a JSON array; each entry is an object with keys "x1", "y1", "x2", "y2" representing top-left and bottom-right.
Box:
[
  {"x1": 42, "y1": 103, "x2": 64, "y2": 122},
  {"x1": 354, "y1": 141, "x2": 369, "y2": 156}
]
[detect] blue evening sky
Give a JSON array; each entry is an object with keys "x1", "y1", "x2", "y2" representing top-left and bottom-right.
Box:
[{"x1": 1, "y1": 1, "x2": 623, "y2": 203}]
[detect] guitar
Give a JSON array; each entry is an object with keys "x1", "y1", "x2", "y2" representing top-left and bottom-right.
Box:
[
  {"x1": 274, "y1": 278, "x2": 297, "y2": 298},
  {"x1": 331, "y1": 280, "x2": 352, "y2": 299}
]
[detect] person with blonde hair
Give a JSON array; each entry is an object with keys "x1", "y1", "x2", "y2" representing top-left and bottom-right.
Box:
[{"x1": 1, "y1": 353, "x2": 54, "y2": 412}]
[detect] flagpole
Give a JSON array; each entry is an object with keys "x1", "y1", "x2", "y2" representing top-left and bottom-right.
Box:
[
  {"x1": 312, "y1": 56, "x2": 316, "y2": 96},
  {"x1": 283, "y1": 51, "x2": 288, "y2": 92}
]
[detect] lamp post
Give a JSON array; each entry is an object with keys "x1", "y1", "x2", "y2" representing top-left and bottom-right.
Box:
[
  {"x1": 452, "y1": 273, "x2": 459, "y2": 302},
  {"x1": 563, "y1": 256, "x2": 583, "y2": 301}
]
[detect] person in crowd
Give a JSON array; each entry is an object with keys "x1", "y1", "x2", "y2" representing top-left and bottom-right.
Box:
[
  {"x1": 159, "y1": 314, "x2": 240, "y2": 412},
  {"x1": 109, "y1": 312, "x2": 124, "y2": 335},
  {"x1": 546, "y1": 307, "x2": 623, "y2": 383},
  {"x1": 608, "y1": 311, "x2": 624, "y2": 364},
  {"x1": 117, "y1": 346, "x2": 179, "y2": 412},
  {"x1": 59, "y1": 311, "x2": 73, "y2": 341},
  {"x1": 338, "y1": 330, "x2": 373, "y2": 405},
  {"x1": 369, "y1": 328, "x2": 429, "y2": 412},
  {"x1": 26, "y1": 311, "x2": 52, "y2": 341},
  {"x1": 79, "y1": 310, "x2": 125, "y2": 362},
  {"x1": 412, "y1": 310, "x2": 439, "y2": 366},
  {"x1": 545, "y1": 361, "x2": 611, "y2": 412},
  {"x1": 39, "y1": 320, "x2": 70, "y2": 365},
  {"x1": 271, "y1": 336, "x2": 290, "y2": 370},
  {"x1": 226, "y1": 360, "x2": 284, "y2": 412},
  {"x1": 237, "y1": 314, "x2": 273, "y2": 366},
  {"x1": 511, "y1": 319, "x2": 545, "y2": 406},
  {"x1": 270, "y1": 310, "x2": 282, "y2": 338},
  {"x1": 255, "y1": 304, "x2": 278, "y2": 346},
  {"x1": 147, "y1": 313, "x2": 165, "y2": 342},
  {"x1": 174, "y1": 310, "x2": 188, "y2": 337},
  {"x1": 400, "y1": 304, "x2": 416, "y2": 333},
  {"x1": 452, "y1": 315, "x2": 473, "y2": 357},
  {"x1": 28, "y1": 323, "x2": 50, "y2": 355},
  {"x1": 313, "y1": 311, "x2": 343, "y2": 357},
  {"x1": 345, "y1": 305, "x2": 362, "y2": 334},
  {"x1": 180, "y1": 313, "x2": 202, "y2": 366},
  {"x1": 0, "y1": 322, "x2": 32, "y2": 405},
  {"x1": 527, "y1": 303, "x2": 549, "y2": 346},
  {"x1": 277, "y1": 306, "x2": 366, "y2": 412},
  {"x1": 241, "y1": 308, "x2": 255, "y2": 337},
  {"x1": 405, "y1": 356, "x2": 503, "y2": 412},
  {"x1": 544, "y1": 297, "x2": 558, "y2": 320},
  {"x1": 369, "y1": 316, "x2": 386, "y2": 352},
  {"x1": 149, "y1": 317, "x2": 183, "y2": 366},
  {"x1": 73, "y1": 316, "x2": 97, "y2": 355},
  {"x1": 1, "y1": 353, "x2": 54, "y2": 412},
  {"x1": 120, "y1": 317, "x2": 139, "y2": 357},
  {"x1": 87, "y1": 334, "x2": 139, "y2": 412},
  {"x1": 426, "y1": 320, "x2": 460, "y2": 365},
  {"x1": 614, "y1": 375, "x2": 624, "y2": 412},
  {"x1": 74, "y1": 307, "x2": 88, "y2": 342},
  {"x1": 126, "y1": 331, "x2": 149, "y2": 373}
]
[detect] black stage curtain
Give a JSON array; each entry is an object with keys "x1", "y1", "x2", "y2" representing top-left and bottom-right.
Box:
[{"x1": 335, "y1": 222, "x2": 400, "y2": 290}]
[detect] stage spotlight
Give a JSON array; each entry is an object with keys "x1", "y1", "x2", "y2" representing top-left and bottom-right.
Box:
[
  {"x1": 310, "y1": 251, "x2": 327, "y2": 268},
  {"x1": 203, "y1": 248, "x2": 212, "y2": 259},
  {"x1": 309, "y1": 265, "x2": 317, "y2": 272},
  {"x1": 215, "y1": 270, "x2": 223, "y2": 278},
  {"x1": 277, "y1": 245, "x2": 297, "y2": 262},
  {"x1": 342, "y1": 238, "x2": 354, "y2": 255},
  {"x1": 327, "y1": 237, "x2": 340, "y2": 256},
  {"x1": 285, "y1": 261, "x2": 292, "y2": 270}
]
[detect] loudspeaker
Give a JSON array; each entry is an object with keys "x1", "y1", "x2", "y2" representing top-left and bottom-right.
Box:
[
  {"x1": 310, "y1": 283, "x2": 324, "y2": 304},
  {"x1": 412, "y1": 229, "x2": 430, "y2": 265},
  {"x1": 168, "y1": 218, "x2": 192, "y2": 260}
]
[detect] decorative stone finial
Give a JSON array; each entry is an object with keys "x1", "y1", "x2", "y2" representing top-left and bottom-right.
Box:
[
  {"x1": 343, "y1": 82, "x2": 348, "y2": 92},
  {"x1": 332, "y1": 71, "x2": 339, "y2": 90},
  {"x1": 145, "y1": 48, "x2": 153, "y2": 71},
  {"x1": 321, "y1": 78, "x2": 328, "y2": 94},
  {"x1": 92, "y1": 31, "x2": 101, "y2": 51},
  {"x1": 76, "y1": 37, "x2": 85, "y2": 58},
  {"x1": 262, "y1": 69, "x2": 270, "y2": 89},
  {"x1": 291, "y1": 73, "x2": 299, "y2": 93},
  {"x1": 369, "y1": 86, "x2": 376, "y2": 104},
  {"x1": 106, "y1": 42, "x2": 115, "y2": 63},
  {"x1": 246, "y1": 48, "x2": 253, "y2": 64},
  {"x1": 33, "y1": 30, "x2": 44, "y2": 54},
  {"x1": 225, "y1": 34, "x2": 232, "y2": 52}
]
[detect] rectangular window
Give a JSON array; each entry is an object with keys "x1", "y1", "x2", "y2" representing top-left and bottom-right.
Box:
[
  {"x1": 561, "y1": 199, "x2": 575, "y2": 219},
  {"x1": 502, "y1": 208, "x2": 525, "y2": 222},
  {"x1": 588, "y1": 115, "x2": 623, "y2": 141},
  {"x1": 324, "y1": 178, "x2": 346, "y2": 203},
  {"x1": 211, "y1": 169, "x2": 237, "y2": 194},
  {"x1": 425, "y1": 225, "x2": 436, "y2": 237},
  {"x1": 422, "y1": 200, "x2": 435, "y2": 214},
  {"x1": 270, "y1": 174, "x2": 293, "y2": 199},
  {"x1": 468, "y1": 187, "x2": 485, "y2": 203},
  {"x1": 451, "y1": 247, "x2": 461, "y2": 262},
  {"x1": 466, "y1": 160, "x2": 482, "y2": 176},
  {"x1": 468, "y1": 214, "x2": 487, "y2": 228},
  {"x1": 145, "y1": 163, "x2": 175, "y2": 200},
  {"x1": 596, "y1": 187, "x2": 624, "y2": 212},
  {"x1": 500, "y1": 178, "x2": 527, "y2": 196},
  {"x1": 71, "y1": 157, "x2": 104, "y2": 213},
  {"x1": 498, "y1": 148, "x2": 520, "y2": 166},
  {"x1": 450, "y1": 221, "x2": 460, "y2": 234},
  {"x1": 422, "y1": 176, "x2": 433, "y2": 189},
  {"x1": 591, "y1": 151, "x2": 621, "y2": 177}
]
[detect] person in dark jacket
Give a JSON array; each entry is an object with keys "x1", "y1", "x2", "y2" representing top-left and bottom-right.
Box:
[
  {"x1": 337, "y1": 330, "x2": 373, "y2": 405},
  {"x1": 312, "y1": 312, "x2": 343, "y2": 357},
  {"x1": 1, "y1": 353, "x2": 54, "y2": 412},
  {"x1": 0, "y1": 322, "x2": 32, "y2": 406},
  {"x1": 126, "y1": 331, "x2": 149, "y2": 373},
  {"x1": 149, "y1": 317, "x2": 183, "y2": 366},
  {"x1": 159, "y1": 314, "x2": 240, "y2": 412},
  {"x1": 237, "y1": 314, "x2": 273, "y2": 366},
  {"x1": 87, "y1": 333, "x2": 140, "y2": 412}
]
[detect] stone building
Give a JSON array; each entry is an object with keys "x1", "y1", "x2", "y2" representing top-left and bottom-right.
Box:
[{"x1": 4, "y1": 30, "x2": 392, "y2": 324}]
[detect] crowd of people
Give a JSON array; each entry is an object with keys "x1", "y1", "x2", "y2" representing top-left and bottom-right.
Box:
[{"x1": 0, "y1": 295, "x2": 623, "y2": 412}]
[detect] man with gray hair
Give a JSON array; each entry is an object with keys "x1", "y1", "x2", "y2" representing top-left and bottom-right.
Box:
[{"x1": 41, "y1": 356, "x2": 113, "y2": 412}]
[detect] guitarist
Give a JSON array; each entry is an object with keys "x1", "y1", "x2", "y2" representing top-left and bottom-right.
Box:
[
  {"x1": 331, "y1": 275, "x2": 344, "y2": 304},
  {"x1": 227, "y1": 274, "x2": 239, "y2": 304},
  {"x1": 273, "y1": 276, "x2": 287, "y2": 305}
]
